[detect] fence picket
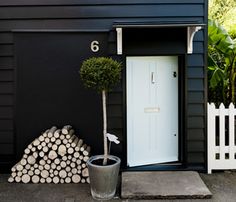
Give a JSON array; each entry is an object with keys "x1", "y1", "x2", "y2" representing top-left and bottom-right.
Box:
[
  {"x1": 219, "y1": 103, "x2": 225, "y2": 164},
  {"x1": 208, "y1": 102, "x2": 236, "y2": 173},
  {"x1": 208, "y1": 103, "x2": 216, "y2": 174},
  {"x1": 229, "y1": 103, "x2": 234, "y2": 162}
]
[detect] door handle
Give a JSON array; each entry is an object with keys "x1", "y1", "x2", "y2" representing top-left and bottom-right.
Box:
[
  {"x1": 173, "y1": 71, "x2": 177, "y2": 78},
  {"x1": 151, "y1": 72, "x2": 155, "y2": 84}
]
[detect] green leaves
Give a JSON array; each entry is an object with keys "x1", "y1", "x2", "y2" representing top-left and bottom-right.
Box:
[
  {"x1": 208, "y1": 56, "x2": 224, "y2": 88},
  {"x1": 208, "y1": 19, "x2": 236, "y2": 105},
  {"x1": 80, "y1": 57, "x2": 122, "y2": 92},
  {"x1": 208, "y1": 20, "x2": 236, "y2": 56}
]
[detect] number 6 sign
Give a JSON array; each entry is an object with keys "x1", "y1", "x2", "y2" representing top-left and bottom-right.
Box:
[{"x1": 90, "y1": 41, "x2": 99, "y2": 52}]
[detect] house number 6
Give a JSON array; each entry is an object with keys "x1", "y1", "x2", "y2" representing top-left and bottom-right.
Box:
[{"x1": 90, "y1": 41, "x2": 99, "y2": 52}]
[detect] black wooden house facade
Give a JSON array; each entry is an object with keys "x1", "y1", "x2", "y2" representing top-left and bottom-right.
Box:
[{"x1": 0, "y1": 0, "x2": 208, "y2": 172}]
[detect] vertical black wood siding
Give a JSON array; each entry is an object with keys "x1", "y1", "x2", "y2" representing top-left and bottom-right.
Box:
[{"x1": 0, "y1": 0, "x2": 207, "y2": 171}]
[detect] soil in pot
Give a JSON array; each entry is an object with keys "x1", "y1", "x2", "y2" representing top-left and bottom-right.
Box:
[{"x1": 91, "y1": 158, "x2": 117, "y2": 166}]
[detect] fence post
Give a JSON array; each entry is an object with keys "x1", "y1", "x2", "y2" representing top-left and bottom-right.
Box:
[{"x1": 208, "y1": 103, "x2": 216, "y2": 174}]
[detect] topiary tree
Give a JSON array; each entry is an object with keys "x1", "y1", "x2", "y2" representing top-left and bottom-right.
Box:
[{"x1": 80, "y1": 57, "x2": 122, "y2": 165}]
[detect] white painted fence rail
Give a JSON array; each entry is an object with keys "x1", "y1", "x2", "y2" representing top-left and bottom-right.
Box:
[{"x1": 208, "y1": 103, "x2": 236, "y2": 174}]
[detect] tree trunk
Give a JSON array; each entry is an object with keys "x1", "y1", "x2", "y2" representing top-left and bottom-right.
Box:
[
  {"x1": 102, "y1": 90, "x2": 108, "y2": 165},
  {"x1": 231, "y1": 74, "x2": 235, "y2": 104}
]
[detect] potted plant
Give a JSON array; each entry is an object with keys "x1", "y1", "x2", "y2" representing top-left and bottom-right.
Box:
[{"x1": 80, "y1": 57, "x2": 122, "y2": 200}]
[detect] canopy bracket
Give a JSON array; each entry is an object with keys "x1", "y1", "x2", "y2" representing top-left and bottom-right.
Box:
[
  {"x1": 116, "y1": 28, "x2": 123, "y2": 55},
  {"x1": 187, "y1": 26, "x2": 202, "y2": 54}
]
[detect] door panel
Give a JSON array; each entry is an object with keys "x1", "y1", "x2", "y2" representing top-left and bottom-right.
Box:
[{"x1": 127, "y1": 56, "x2": 178, "y2": 167}]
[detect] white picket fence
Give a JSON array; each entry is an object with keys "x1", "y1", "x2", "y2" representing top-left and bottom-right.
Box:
[{"x1": 208, "y1": 103, "x2": 236, "y2": 174}]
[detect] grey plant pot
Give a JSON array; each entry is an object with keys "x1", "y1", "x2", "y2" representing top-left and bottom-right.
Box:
[{"x1": 87, "y1": 155, "x2": 121, "y2": 200}]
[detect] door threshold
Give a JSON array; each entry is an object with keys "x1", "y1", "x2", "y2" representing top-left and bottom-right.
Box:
[
  {"x1": 159, "y1": 162, "x2": 182, "y2": 166},
  {"x1": 125, "y1": 162, "x2": 184, "y2": 171}
]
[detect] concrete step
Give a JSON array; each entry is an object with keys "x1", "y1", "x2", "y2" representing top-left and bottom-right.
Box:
[{"x1": 121, "y1": 171, "x2": 212, "y2": 199}]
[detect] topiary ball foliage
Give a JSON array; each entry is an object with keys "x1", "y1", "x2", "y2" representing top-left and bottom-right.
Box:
[{"x1": 80, "y1": 57, "x2": 122, "y2": 92}]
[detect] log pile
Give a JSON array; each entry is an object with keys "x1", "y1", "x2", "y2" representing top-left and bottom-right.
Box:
[{"x1": 8, "y1": 125, "x2": 90, "y2": 184}]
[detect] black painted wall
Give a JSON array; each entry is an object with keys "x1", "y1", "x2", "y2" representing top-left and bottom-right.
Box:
[
  {"x1": 14, "y1": 32, "x2": 110, "y2": 159},
  {"x1": 0, "y1": 0, "x2": 208, "y2": 172}
]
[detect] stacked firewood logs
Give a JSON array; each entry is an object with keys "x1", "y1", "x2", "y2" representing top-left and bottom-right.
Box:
[{"x1": 8, "y1": 125, "x2": 90, "y2": 184}]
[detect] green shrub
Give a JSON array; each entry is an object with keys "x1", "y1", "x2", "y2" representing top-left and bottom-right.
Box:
[{"x1": 80, "y1": 57, "x2": 122, "y2": 92}]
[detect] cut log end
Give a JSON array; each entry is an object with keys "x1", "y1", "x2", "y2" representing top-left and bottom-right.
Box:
[
  {"x1": 22, "y1": 174, "x2": 31, "y2": 183},
  {"x1": 62, "y1": 125, "x2": 72, "y2": 135}
]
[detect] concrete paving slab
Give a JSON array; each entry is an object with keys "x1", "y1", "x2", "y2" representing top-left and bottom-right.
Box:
[{"x1": 121, "y1": 171, "x2": 212, "y2": 199}]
